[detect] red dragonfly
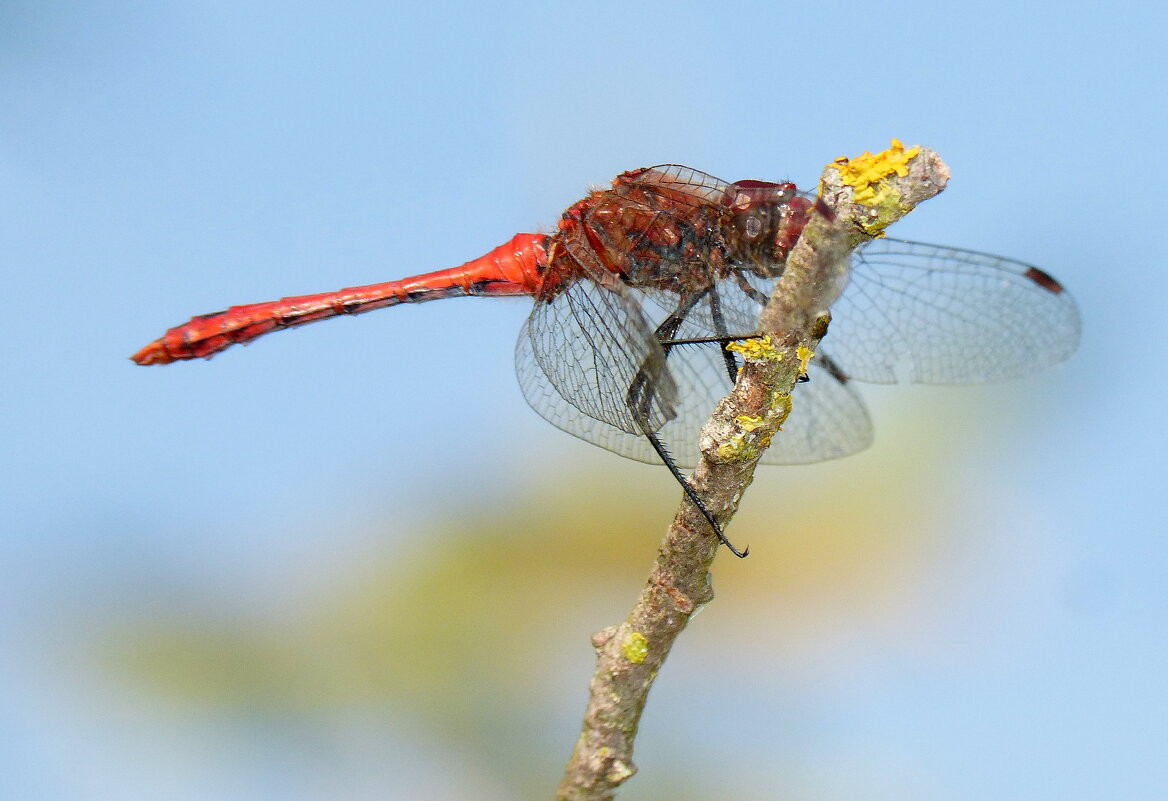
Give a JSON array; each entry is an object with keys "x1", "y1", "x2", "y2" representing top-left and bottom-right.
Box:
[{"x1": 133, "y1": 165, "x2": 1080, "y2": 556}]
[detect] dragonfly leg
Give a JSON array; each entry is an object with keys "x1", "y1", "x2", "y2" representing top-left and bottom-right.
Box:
[
  {"x1": 626, "y1": 314, "x2": 748, "y2": 557},
  {"x1": 705, "y1": 285, "x2": 741, "y2": 385},
  {"x1": 663, "y1": 332, "x2": 813, "y2": 384},
  {"x1": 625, "y1": 293, "x2": 710, "y2": 429},
  {"x1": 641, "y1": 430, "x2": 748, "y2": 558},
  {"x1": 621, "y1": 288, "x2": 748, "y2": 557},
  {"x1": 652, "y1": 289, "x2": 707, "y2": 351},
  {"x1": 656, "y1": 270, "x2": 781, "y2": 387},
  {"x1": 652, "y1": 288, "x2": 743, "y2": 385},
  {"x1": 731, "y1": 269, "x2": 770, "y2": 307}
]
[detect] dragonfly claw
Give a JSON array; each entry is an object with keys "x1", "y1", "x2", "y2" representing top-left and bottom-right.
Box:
[{"x1": 721, "y1": 537, "x2": 749, "y2": 559}]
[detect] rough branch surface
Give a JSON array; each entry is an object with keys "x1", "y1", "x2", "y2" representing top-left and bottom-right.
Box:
[{"x1": 555, "y1": 145, "x2": 950, "y2": 801}]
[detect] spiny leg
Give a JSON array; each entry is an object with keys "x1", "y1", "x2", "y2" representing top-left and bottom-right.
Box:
[
  {"x1": 657, "y1": 269, "x2": 775, "y2": 385},
  {"x1": 642, "y1": 429, "x2": 748, "y2": 558},
  {"x1": 705, "y1": 284, "x2": 741, "y2": 385},
  {"x1": 624, "y1": 288, "x2": 749, "y2": 558}
]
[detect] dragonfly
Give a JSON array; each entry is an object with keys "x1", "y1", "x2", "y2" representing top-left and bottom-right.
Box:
[{"x1": 133, "y1": 165, "x2": 1080, "y2": 556}]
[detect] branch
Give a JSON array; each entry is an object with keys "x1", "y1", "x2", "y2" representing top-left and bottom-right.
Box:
[{"x1": 555, "y1": 142, "x2": 950, "y2": 801}]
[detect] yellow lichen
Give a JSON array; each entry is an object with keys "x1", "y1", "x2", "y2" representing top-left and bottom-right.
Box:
[
  {"x1": 832, "y1": 138, "x2": 921, "y2": 204},
  {"x1": 716, "y1": 432, "x2": 750, "y2": 460},
  {"x1": 717, "y1": 418, "x2": 769, "y2": 460},
  {"x1": 621, "y1": 632, "x2": 649, "y2": 664},
  {"x1": 716, "y1": 335, "x2": 810, "y2": 461},
  {"x1": 716, "y1": 399, "x2": 789, "y2": 461},
  {"x1": 735, "y1": 414, "x2": 766, "y2": 432},
  {"x1": 796, "y1": 343, "x2": 815, "y2": 374},
  {"x1": 769, "y1": 390, "x2": 793, "y2": 420},
  {"x1": 726, "y1": 335, "x2": 783, "y2": 362}
]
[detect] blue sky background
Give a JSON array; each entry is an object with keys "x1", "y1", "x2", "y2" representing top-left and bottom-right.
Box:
[{"x1": 2, "y1": 2, "x2": 1165, "y2": 799}]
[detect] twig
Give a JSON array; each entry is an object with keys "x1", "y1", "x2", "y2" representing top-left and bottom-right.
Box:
[{"x1": 555, "y1": 142, "x2": 951, "y2": 801}]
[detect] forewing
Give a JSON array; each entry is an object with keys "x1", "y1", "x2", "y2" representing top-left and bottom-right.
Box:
[{"x1": 829, "y1": 239, "x2": 1081, "y2": 384}]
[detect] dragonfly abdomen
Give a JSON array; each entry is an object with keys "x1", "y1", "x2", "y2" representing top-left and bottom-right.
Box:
[{"x1": 131, "y1": 233, "x2": 547, "y2": 364}]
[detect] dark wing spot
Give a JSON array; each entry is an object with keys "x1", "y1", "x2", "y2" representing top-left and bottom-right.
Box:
[{"x1": 1025, "y1": 266, "x2": 1065, "y2": 294}]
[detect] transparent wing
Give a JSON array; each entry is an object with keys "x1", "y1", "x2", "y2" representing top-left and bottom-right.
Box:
[
  {"x1": 622, "y1": 164, "x2": 733, "y2": 205},
  {"x1": 648, "y1": 344, "x2": 871, "y2": 468},
  {"x1": 763, "y1": 352, "x2": 873, "y2": 464},
  {"x1": 828, "y1": 238, "x2": 1082, "y2": 383},
  {"x1": 516, "y1": 225, "x2": 1077, "y2": 467},
  {"x1": 647, "y1": 238, "x2": 1081, "y2": 386},
  {"x1": 516, "y1": 279, "x2": 677, "y2": 444},
  {"x1": 519, "y1": 322, "x2": 872, "y2": 469}
]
